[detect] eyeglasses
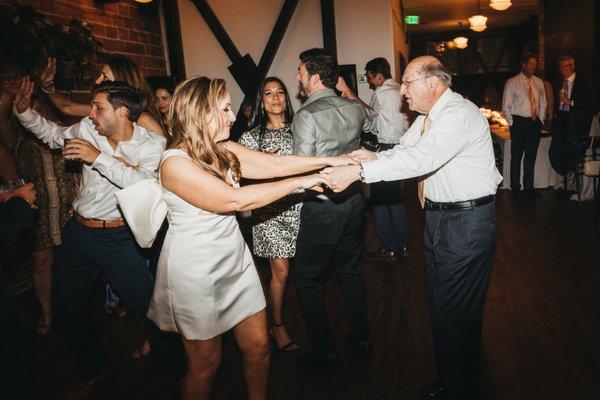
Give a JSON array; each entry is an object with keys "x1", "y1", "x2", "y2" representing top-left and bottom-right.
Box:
[{"x1": 401, "y1": 75, "x2": 431, "y2": 86}]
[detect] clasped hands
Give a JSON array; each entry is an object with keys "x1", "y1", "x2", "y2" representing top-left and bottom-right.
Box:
[{"x1": 320, "y1": 148, "x2": 377, "y2": 192}]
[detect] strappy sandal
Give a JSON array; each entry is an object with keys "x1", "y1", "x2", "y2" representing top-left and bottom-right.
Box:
[
  {"x1": 130, "y1": 339, "x2": 151, "y2": 359},
  {"x1": 36, "y1": 310, "x2": 52, "y2": 335},
  {"x1": 269, "y1": 322, "x2": 300, "y2": 352}
]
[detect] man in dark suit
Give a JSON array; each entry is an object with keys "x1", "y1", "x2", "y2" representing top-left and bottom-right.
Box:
[{"x1": 550, "y1": 55, "x2": 595, "y2": 178}]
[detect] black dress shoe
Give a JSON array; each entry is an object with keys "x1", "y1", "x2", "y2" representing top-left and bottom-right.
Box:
[
  {"x1": 420, "y1": 383, "x2": 447, "y2": 399},
  {"x1": 366, "y1": 248, "x2": 406, "y2": 262},
  {"x1": 345, "y1": 334, "x2": 373, "y2": 357},
  {"x1": 524, "y1": 189, "x2": 541, "y2": 198},
  {"x1": 296, "y1": 352, "x2": 341, "y2": 370}
]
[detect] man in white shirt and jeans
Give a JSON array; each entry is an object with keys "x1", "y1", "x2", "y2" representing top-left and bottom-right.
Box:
[
  {"x1": 13, "y1": 79, "x2": 166, "y2": 391},
  {"x1": 337, "y1": 57, "x2": 411, "y2": 262},
  {"x1": 502, "y1": 53, "x2": 547, "y2": 198},
  {"x1": 323, "y1": 56, "x2": 502, "y2": 400}
]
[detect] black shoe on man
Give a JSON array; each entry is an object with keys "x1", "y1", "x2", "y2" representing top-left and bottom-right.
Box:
[
  {"x1": 524, "y1": 189, "x2": 542, "y2": 198},
  {"x1": 345, "y1": 334, "x2": 373, "y2": 357},
  {"x1": 420, "y1": 382, "x2": 448, "y2": 400},
  {"x1": 366, "y1": 247, "x2": 406, "y2": 262}
]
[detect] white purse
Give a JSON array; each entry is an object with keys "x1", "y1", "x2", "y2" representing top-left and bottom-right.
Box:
[
  {"x1": 115, "y1": 178, "x2": 167, "y2": 248},
  {"x1": 583, "y1": 134, "x2": 600, "y2": 177}
]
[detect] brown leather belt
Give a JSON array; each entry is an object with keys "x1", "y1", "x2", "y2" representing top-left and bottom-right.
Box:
[{"x1": 73, "y1": 213, "x2": 126, "y2": 229}]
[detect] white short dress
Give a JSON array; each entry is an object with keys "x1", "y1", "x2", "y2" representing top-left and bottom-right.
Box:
[{"x1": 147, "y1": 149, "x2": 266, "y2": 340}]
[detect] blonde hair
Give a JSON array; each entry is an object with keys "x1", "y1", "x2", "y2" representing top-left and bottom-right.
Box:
[{"x1": 168, "y1": 76, "x2": 241, "y2": 182}]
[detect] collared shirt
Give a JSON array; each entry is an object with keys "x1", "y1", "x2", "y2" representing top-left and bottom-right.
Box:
[
  {"x1": 362, "y1": 88, "x2": 502, "y2": 203},
  {"x1": 560, "y1": 72, "x2": 576, "y2": 108},
  {"x1": 502, "y1": 72, "x2": 547, "y2": 125},
  {"x1": 363, "y1": 79, "x2": 410, "y2": 144},
  {"x1": 15, "y1": 107, "x2": 166, "y2": 220},
  {"x1": 292, "y1": 88, "x2": 366, "y2": 156}
]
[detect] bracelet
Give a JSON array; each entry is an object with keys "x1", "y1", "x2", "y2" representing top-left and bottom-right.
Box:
[{"x1": 42, "y1": 85, "x2": 56, "y2": 94}]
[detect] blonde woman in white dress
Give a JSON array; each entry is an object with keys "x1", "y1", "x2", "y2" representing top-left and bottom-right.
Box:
[{"x1": 149, "y1": 77, "x2": 351, "y2": 400}]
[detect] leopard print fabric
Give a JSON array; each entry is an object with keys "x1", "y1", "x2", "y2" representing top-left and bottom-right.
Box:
[{"x1": 238, "y1": 125, "x2": 302, "y2": 258}]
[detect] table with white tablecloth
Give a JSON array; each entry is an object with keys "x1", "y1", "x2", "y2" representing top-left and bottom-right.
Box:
[{"x1": 491, "y1": 126, "x2": 559, "y2": 190}]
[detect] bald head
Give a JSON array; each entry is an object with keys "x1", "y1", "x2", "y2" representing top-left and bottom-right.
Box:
[{"x1": 400, "y1": 56, "x2": 451, "y2": 114}]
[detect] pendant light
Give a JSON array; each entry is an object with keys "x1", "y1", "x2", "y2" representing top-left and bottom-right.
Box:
[
  {"x1": 469, "y1": 0, "x2": 487, "y2": 32},
  {"x1": 453, "y1": 37, "x2": 468, "y2": 49},
  {"x1": 489, "y1": 0, "x2": 512, "y2": 11}
]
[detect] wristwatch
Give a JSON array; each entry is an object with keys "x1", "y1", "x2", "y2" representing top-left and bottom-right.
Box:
[{"x1": 358, "y1": 164, "x2": 365, "y2": 182}]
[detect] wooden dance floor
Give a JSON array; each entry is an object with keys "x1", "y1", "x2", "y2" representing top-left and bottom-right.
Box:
[{"x1": 17, "y1": 187, "x2": 600, "y2": 399}]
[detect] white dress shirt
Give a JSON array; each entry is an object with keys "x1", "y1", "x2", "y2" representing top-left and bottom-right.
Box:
[
  {"x1": 502, "y1": 72, "x2": 547, "y2": 125},
  {"x1": 560, "y1": 72, "x2": 576, "y2": 109},
  {"x1": 362, "y1": 88, "x2": 502, "y2": 203},
  {"x1": 363, "y1": 79, "x2": 410, "y2": 144},
  {"x1": 15, "y1": 107, "x2": 166, "y2": 220}
]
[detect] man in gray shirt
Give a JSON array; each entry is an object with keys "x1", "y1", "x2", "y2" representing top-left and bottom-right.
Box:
[{"x1": 292, "y1": 48, "x2": 371, "y2": 368}]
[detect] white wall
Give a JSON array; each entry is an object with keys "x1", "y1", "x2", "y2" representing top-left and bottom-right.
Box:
[{"x1": 177, "y1": 0, "x2": 405, "y2": 111}]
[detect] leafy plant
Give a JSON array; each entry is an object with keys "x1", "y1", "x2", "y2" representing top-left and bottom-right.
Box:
[{"x1": 0, "y1": 2, "x2": 102, "y2": 89}]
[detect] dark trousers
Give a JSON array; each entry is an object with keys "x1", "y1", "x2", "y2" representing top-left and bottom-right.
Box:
[
  {"x1": 371, "y1": 180, "x2": 408, "y2": 251},
  {"x1": 52, "y1": 218, "x2": 156, "y2": 380},
  {"x1": 424, "y1": 202, "x2": 497, "y2": 400},
  {"x1": 510, "y1": 116, "x2": 542, "y2": 191},
  {"x1": 294, "y1": 193, "x2": 370, "y2": 356},
  {"x1": 0, "y1": 269, "x2": 36, "y2": 399}
]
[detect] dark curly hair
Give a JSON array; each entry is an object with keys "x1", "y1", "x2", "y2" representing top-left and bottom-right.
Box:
[
  {"x1": 299, "y1": 48, "x2": 338, "y2": 89},
  {"x1": 92, "y1": 81, "x2": 142, "y2": 122}
]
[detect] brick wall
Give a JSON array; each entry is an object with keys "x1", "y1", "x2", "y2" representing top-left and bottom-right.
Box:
[{"x1": 15, "y1": 0, "x2": 166, "y2": 77}]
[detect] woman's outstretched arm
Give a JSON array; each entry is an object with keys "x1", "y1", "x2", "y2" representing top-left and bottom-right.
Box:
[
  {"x1": 161, "y1": 155, "x2": 326, "y2": 213},
  {"x1": 225, "y1": 141, "x2": 354, "y2": 180}
]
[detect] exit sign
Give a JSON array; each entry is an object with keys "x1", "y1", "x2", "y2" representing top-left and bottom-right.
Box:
[{"x1": 404, "y1": 15, "x2": 420, "y2": 25}]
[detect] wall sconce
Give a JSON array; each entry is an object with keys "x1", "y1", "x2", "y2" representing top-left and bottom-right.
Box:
[
  {"x1": 469, "y1": 0, "x2": 487, "y2": 32},
  {"x1": 489, "y1": 0, "x2": 512, "y2": 11},
  {"x1": 453, "y1": 36, "x2": 468, "y2": 49}
]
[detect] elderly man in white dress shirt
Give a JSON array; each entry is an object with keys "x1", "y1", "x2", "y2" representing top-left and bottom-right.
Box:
[
  {"x1": 337, "y1": 57, "x2": 411, "y2": 262},
  {"x1": 502, "y1": 53, "x2": 547, "y2": 198},
  {"x1": 322, "y1": 56, "x2": 502, "y2": 400},
  {"x1": 13, "y1": 79, "x2": 167, "y2": 392}
]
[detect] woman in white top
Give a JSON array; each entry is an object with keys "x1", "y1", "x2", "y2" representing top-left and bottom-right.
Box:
[{"x1": 151, "y1": 76, "x2": 351, "y2": 400}]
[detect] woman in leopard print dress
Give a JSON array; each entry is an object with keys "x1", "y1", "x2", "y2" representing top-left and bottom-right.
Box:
[{"x1": 239, "y1": 77, "x2": 302, "y2": 352}]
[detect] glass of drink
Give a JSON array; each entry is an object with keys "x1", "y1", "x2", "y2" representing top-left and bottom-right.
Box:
[{"x1": 64, "y1": 138, "x2": 82, "y2": 173}]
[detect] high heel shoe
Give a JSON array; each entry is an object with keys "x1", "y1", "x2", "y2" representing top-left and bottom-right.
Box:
[
  {"x1": 130, "y1": 339, "x2": 151, "y2": 359},
  {"x1": 269, "y1": 322, "x2": 300, "y2": 352},
  {"x1": 35, "y1": 310, "x2": 52, "y2": 335}
]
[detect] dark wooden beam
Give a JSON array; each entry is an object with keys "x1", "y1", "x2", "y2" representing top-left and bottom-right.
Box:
[
  {"x1": 162, "y1": 0, "x2": 186, "y2": 82},
  {"x1": 257, "y1": 0, "x2": 299, "y2": 78},
  {"x1": 491, "y1": 36, "x2": 511, "y2": 73},
  {"x1": 190, "y1": 0, "x2": 242, "y2": 63},
  {"x1": 320, "y1": 0, "x2": 337, "y2": 60}
]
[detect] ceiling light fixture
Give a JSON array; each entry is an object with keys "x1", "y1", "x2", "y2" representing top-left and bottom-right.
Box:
[
  {"x1": 453, "y1": 36, "x2": 468, "y2": 49},
  {"x1": 469, "y1": 0, "x2": 488, "y2": 32},
  {"x1": 134, "y1": 0, "x2": 153, "y2": 3},
  {"x1": 489, "y1": 0, "x2": 512, "y2": 11}
]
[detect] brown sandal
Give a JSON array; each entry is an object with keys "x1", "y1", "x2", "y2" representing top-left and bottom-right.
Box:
[
  {"x1": 36, "y1": 310, "x2": 52, "y2": 335},
  {"x1": 269, "y1": 322, "x2": 300, "y2": 352}
]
